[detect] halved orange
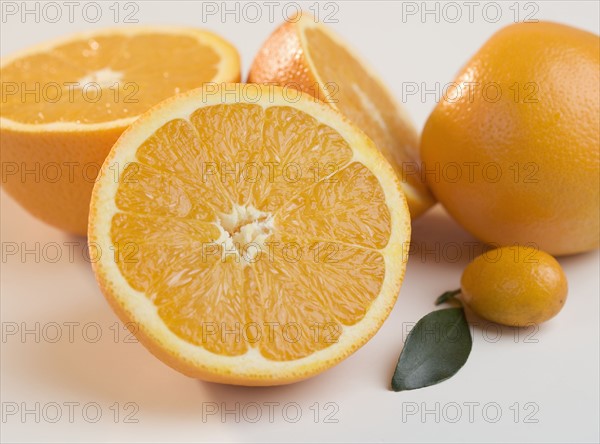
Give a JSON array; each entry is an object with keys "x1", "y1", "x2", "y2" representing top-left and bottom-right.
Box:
[
  {"x1": 248, "y1": 13, "x2": 435, "y2": 218},
  {"x1": 0, "y1": 27, "x2": 240, "y2": 235},
  {"x1": 89, "y1": 84, "x2": 411, "y2": 385}
]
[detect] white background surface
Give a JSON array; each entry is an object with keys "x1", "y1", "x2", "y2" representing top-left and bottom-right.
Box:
[{"x1": 1, "y1": 1, "x2": 599, "y2": 443}]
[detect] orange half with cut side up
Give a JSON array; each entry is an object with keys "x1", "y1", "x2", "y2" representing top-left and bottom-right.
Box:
[
  {"x1": 1, "y1": 26, "x2": 240, "y2": 234},
  {"x1": 88, "y1": 84, "x2": 411, "y2": 385}
]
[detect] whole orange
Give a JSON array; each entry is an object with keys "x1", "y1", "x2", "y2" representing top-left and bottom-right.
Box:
[{"x1": 420, "y1": 22, "x2": 599, "y2": 256}]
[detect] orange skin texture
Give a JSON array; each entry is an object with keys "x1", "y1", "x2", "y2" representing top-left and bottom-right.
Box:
[
  {"x1": 1, "y1": 126, "x2": 124, "y2": 235},
  {"x1": 461, "y1": 246, "x2": 568, "y2": 327},
  {"x1": 248, "y1": 20, "x2": 325, "y2": 105},
  {"x1": 420, "y1": 22, "x2": 599, "y2": 256}
]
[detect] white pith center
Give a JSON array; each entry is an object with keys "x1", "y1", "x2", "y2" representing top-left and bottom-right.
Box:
[
  {"x1": 216, "y1": 204, "x2": 274, "y2": 266},
  {"x1": 77, "y1": 68, "x2": 124, "y2": 88}
]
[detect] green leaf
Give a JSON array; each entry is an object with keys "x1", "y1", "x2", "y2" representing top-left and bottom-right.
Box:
[
  {"x1": 435, "y1": 289, "x2": 461, "y2": 306},
  {"x1": 391, "y1": 308, "x2": 472, "y2": 392}
]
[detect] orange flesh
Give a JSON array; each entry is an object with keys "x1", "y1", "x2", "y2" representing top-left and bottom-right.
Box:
[
  {"x1": 303, "y1": 28, "x2": 427, "y2": 204},
  {"x1": 111, "y1": 104, "x2": 391, "y2": 361},
  {"x1": 1, "y1": 34, "x2": 219, "y2": 124}
]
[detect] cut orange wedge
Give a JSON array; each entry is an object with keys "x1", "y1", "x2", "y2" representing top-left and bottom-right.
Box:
[
  {"x1": 249, "y1": 14, "x2": 435, "y2": 218},
  {"x1": 89, "y1": 84, "x2": 411, "y2": 385},
  {"x1": 0, "y1": 27, "x2": 240, "y2": 234}
]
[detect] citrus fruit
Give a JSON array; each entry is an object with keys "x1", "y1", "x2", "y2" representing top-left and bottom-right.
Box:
[
  {"x1": 459, "y1": 246, "x2": 568, "y2": 327},
  {"x1": 88, "y1": 84, "x2": 411, "y2": 385},
  {"x1": 1, "y1": 27, "x2": 240, "y2": 235},
  {"x1": 248, "y1": 13, "x2": 434, "y2": 219},
  {"x1": 420, "y1": 22, "x2": 599, "y2": 256}
]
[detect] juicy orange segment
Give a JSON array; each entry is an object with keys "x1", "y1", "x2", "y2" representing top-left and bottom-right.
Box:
[
  {"x1": 89, "y1": 84, "x2": 410, "y2": 385},
  {"x1": 276, "y1": 162, "x2": 392, "y2": 249},
  {"x1": 248, "y1": 14, "x2": 435, "y2": 218},
  {"x1": 116, "y1": 110, "x2": 387, "y2": 357}
]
